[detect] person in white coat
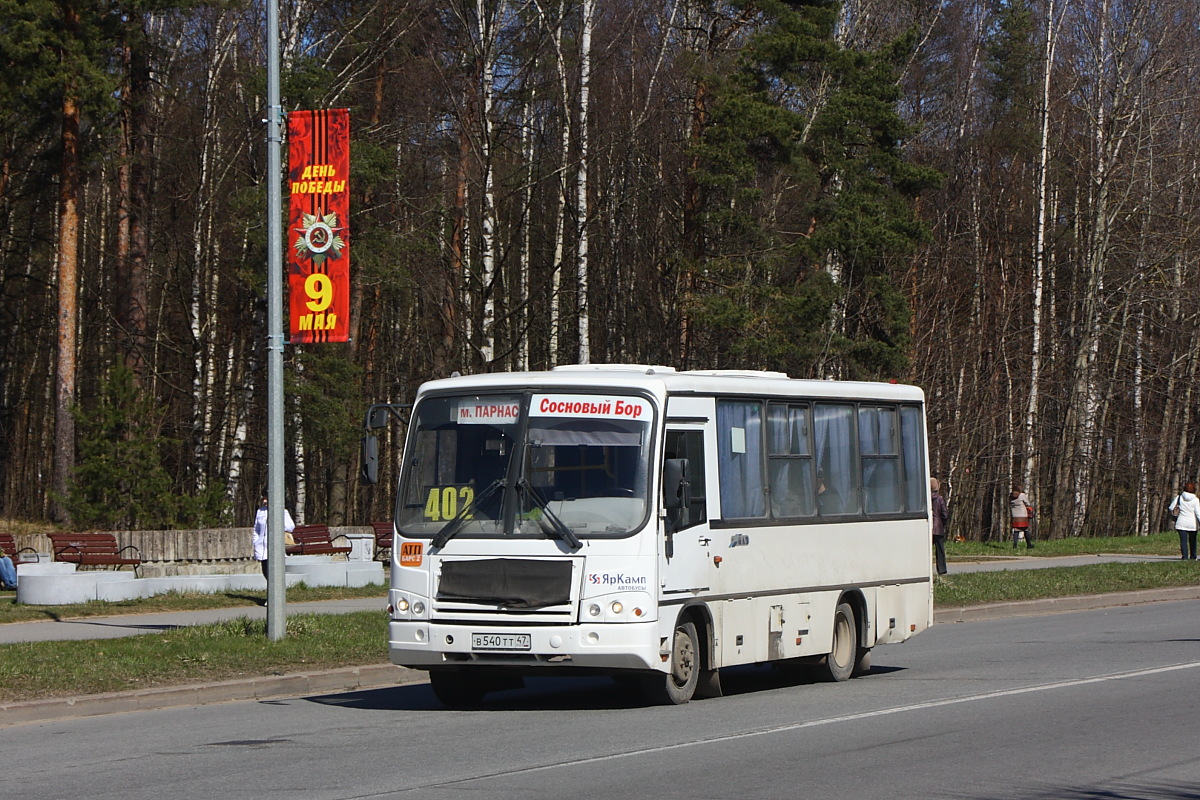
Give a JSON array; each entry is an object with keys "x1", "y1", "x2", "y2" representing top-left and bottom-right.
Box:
[
  {"x1": 253, "y1": 493, "x2": 295, "y2": 579},
  {"x1": 1168, "y1": 482, "x2": 1200, "y2": 560}
]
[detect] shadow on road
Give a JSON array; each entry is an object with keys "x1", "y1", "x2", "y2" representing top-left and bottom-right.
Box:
[{"x1": 305, "y1": 662, "x2": 907, "y2": 713}]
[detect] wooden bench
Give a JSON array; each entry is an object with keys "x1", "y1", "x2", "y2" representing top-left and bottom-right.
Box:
[
  {"x1": 48, "y1": 533, "x2": 141, "y2": 576},
  {"x1": 285, "y1": 524, "x2": 352, "y2": 557},
  {"x1": 0, "y1": 532, "x2": 39, "y2": 563},
  {"x1": 371, "y1": 521, "x2": 394, "y2": 562}
]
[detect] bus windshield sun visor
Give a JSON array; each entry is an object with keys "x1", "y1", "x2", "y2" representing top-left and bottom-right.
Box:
[{"x1": 430, "y1": 478, "x2": 505, "y2": 549}]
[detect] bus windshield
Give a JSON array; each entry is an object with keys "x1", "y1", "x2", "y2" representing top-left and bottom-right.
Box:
[{"x1": 397, "y1": 393, "x2": 653, "y2": 539}]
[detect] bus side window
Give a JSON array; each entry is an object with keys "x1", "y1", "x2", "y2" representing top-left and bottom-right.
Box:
[
  {"x1": 768, "y1": 403, "x2": 815, "y2": 519},
  {"x1": 860, "y1": 406, "x2": 902, "y2": 515},
  {"x1": 814, "y1": 403, "x2": 858, "y2": 516},
  {"x1": 900, "y1": 406, "x2": 927, "y2": 514},
  {"x1": 665, "y1": 430, "x2": 707, "y2": 531}
]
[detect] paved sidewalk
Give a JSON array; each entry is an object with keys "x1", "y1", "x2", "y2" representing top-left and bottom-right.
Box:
[
  {"x1": 0, "y1": 597, "x2": 387, "y2": 645},
  {"x1": 945, "y1": 551, "x2": 1178, "y2": 573},
  {"x1": 3, "y1": 553, "x2": 1198, "y2": 726}
]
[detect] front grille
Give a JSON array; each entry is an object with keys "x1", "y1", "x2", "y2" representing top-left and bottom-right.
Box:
[{"x1": 436, "y1": 557, "x2": 574, "y2": 609}]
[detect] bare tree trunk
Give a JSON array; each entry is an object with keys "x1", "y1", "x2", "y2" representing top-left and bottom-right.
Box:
[
  {"x1": 191, "y1": 14, "x2": 237, "y2": 493},
  {"x1": 1156, "y1": 117, "x2": 1197, "y2": 524},
  {"x1": 52, "y1": 90, "x2": 82, "y2": 524},
  {"x1": 518, "y1": 91, "x2": 533, "y2": 371},
  {"x1": 116, "y1": 22, "x2": 152, "y2": 383},
  {"x1": 1055, "y1": 0, "x2": 1150, "y2": 537},
  {"x1": 292, "y1": 357, "x2": 307, "y2": 523},
  {"x1": 680, "y1": 72, "x2": 708, "y2": 370},
  {"x1": 432, "y1": 126, "x2": 469, "y2": 378}
]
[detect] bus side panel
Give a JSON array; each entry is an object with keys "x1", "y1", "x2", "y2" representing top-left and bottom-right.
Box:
[
  {"x1": 873, "y1": 583, "x2": 932, "y2": 645},
  {"x1": 713, "y1": 597, "x2": 817, "y2": 668}
]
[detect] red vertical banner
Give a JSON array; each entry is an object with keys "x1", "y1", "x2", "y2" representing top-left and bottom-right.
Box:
[{"x1": 287, "y1": 109, "x2": 350, "y2": 343}]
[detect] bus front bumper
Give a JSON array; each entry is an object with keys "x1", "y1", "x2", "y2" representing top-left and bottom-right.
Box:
[{"x1": 389, "y1": 619, "x2": 665, "y2": 672}]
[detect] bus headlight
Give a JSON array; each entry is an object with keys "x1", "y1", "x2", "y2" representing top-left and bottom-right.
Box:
[
  {"x1": 389, "y1": 590, "x2": 428, "y2": 620},
  {"x1": 582, "y1": 593, "x2": 654, "y2": 623}
]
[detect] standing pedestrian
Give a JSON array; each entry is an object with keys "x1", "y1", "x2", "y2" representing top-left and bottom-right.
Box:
[
  {"x1": 1010, "y1": 484, "x2": 1035, "y2": 549},
  {"x1": 1168, "y1": 482, "x2": 1200, "y2": 560},
  {"x1": 253, "y1": 492, "x2": 295, "y2": 580},
  {"x1": 931, "y1": 477, "x2": 949, "y2": 576}
]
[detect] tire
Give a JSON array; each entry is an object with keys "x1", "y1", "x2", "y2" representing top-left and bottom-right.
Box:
[
  {"x1": 429, "y1": 669, "x2": 487, "y2": 709},
  {"x1": 853, "y1": 647, "x2": 873, "y2": 677},
  {"x1": 641, "y1": 619, "x2": 700, "y2": 704},
  {"x1": 820, "y1": 602, "x2": 857, "y2": 682}
]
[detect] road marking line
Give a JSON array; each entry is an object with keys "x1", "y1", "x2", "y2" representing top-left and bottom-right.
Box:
[
  {"x1": 505, "y1": 661, "x2": 1200, "y2": 776},
  {"x1": 379, "y1": 661, "x2": 1200, "y2": 796}
]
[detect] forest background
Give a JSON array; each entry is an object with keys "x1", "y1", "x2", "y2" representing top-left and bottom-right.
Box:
[{"x1": 1, "y1": 0, "x2": 1197, "y2": 542}]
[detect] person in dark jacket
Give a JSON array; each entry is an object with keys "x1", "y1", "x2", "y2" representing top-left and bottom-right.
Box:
[{"x1": 931, "y1": 477, "x2": 949, "y2": 576}]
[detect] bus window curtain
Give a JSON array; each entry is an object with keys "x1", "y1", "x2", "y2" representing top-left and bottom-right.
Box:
[
  {"x1": 717, "y1": 401, "x2": 765, "y2": 519},
  {"x1": 814, "y1": 404, "x2": 855, "y2": 515}
]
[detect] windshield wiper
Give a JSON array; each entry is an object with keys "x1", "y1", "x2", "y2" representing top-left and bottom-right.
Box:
[
  {"x1": 431, "y1": 479, "x2": 505, "y2": 549},
  {"x1": 517, "y1": 478, "x2": 582, "y2": 550}
]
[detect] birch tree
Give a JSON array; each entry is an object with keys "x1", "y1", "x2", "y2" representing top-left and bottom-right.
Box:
[
  {"x1": 574, "y1": 0, "x2": 593, "y2": 363},
  {"x1": 1023, "y1": 0, "x2": 1061, "y2": 496}
]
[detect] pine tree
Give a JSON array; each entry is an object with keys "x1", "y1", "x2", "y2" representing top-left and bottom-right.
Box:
[
  {"x1": 686, "y1": 0, "x2": 940, "y2": 379},
  {"x1": 65, "y1": 365, "x2": 227, "y2": 530}
]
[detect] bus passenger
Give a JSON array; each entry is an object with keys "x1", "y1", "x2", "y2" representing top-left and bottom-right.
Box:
[{"x1": 817, "y1": 471, "x2": 841, "y2": 515}]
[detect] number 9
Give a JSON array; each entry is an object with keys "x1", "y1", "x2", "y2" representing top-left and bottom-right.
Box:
[{"x1": 304, "y1": 273, "x2": 333, "y2": 312}]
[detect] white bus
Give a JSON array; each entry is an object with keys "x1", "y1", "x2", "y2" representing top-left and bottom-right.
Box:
[{"x1": 370, "y1": 365, "x2": 932, "y2": 706}]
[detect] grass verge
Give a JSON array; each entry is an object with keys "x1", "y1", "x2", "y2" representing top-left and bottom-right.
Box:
[
  {"x1": 943, "y1": 531, "x2": 1181, "y2": 558},
  {"x1": 0, "y1": 611, "x2": 388, "y2": 704},
  {"x1": 934, "y1": 560, "x2": 1200, "y2": 607}
]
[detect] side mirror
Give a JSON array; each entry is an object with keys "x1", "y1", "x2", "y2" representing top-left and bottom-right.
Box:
[
  {"x1": 367, "y1": 406, "x2": 391, "y2": 429},
  {"x1": 361, "y1": 435, "x2": 379, "y2": 485},
  {"x1": 663, "y1": 458, "x2": 690, "y2": 510}
]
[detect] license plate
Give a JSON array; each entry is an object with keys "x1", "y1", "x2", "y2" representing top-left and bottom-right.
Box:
[{"x1": 471, "y1": 633, "x2": 531, "y2": 651}]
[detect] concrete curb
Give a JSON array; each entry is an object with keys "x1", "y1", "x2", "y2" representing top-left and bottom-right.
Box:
[
  {"x1": 0, "y1": 664, "x2": 427, "y2": 728},
  {"x1": 6, "y1": 586, "x2": 1200, "y2": 727}
]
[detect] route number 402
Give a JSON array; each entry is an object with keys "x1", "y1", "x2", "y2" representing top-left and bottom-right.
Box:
[{"x1": 424, "y1": 485, "x2": 476, "y2": 521}]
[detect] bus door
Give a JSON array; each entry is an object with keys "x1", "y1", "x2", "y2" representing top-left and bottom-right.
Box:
[{"x1": 660, "y1": 423, "x2": 715, "y2": 595}]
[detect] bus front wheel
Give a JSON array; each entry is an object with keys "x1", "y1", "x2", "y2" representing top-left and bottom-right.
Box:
[
  {"x1": 641, "y1": 619, "x2": 700, "y2": 705},
  {"x1": 821, "y1": 602, "x2": 858, "y2": 682}
]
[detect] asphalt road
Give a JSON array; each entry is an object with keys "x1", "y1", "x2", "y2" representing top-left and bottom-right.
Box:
[
  {"x1": 3, "y1": 552, "x2": 1199, "y2": 728},
  {"x1": 4, "y1": 599, "x2": 1200, "y2": 800}
]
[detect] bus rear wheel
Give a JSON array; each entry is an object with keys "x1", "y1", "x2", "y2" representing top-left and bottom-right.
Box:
[
  {"x1": 641, "y1": 619, "x2": 700, "y2": 705},
  {"x1": 430, "y1": 669, "x2": 487, "y2": 709},
  {"x1": 853, "y1": 647, "x2": 873, "y2": 676},
  {"x1": 821, "y1": 602, "x2": 858, "y2": 682}
]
